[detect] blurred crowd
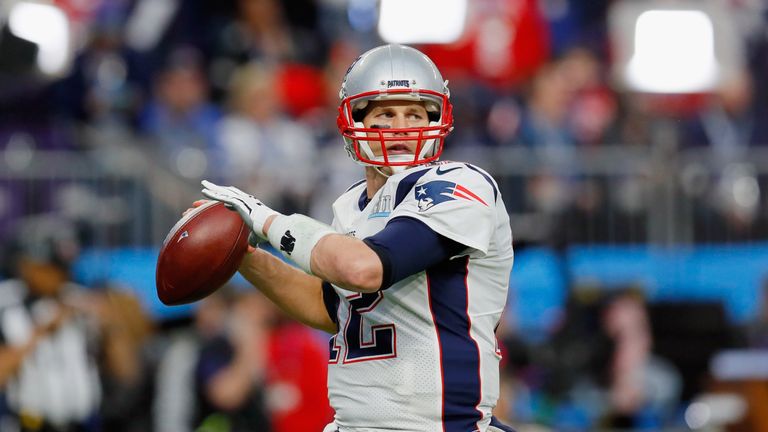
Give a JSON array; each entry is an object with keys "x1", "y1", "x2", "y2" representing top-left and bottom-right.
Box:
[
  {"x1": 0, "y1": 215, "x2": 333, "y2": 432},
  {"x1": 2, "y1": 0, "x2": 768, "y2": 431},
  {"x1": 1, "y1": 0, "x2": 768, "y2": 245}
]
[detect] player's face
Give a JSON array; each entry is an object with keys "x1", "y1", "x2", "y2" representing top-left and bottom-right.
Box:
[{"x1": 361, "y1": 100, "x2": 430, "y2": 157}]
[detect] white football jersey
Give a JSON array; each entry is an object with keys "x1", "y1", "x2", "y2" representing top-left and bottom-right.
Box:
[{"x1": 325, "y1": 161, "x2": 514, "y2": 432}]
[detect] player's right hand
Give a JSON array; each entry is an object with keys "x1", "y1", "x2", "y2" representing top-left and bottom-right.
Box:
[
  {"x1": 200, "y1": 180, "x2": 281, "y2": 242},
  {"x1": 184, "y1": 199, "x2": 260, "y2": 252}
]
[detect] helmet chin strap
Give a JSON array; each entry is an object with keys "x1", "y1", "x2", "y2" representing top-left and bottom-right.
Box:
[
  {"x1": 374, "y1": 166, "x2": 393, "y2": 177},
  {"x1": 371, "y1": 155, "x2": 414, "y2": 177}
]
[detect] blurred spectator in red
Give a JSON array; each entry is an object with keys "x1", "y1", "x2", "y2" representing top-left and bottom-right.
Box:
[
  {"x1": 217, "y1": 62, "x2": 318, "y2": 214},
  {"x1": 139, "y1": 46, "x2": 224, "y2": 181},
  {"x1": 420, "y1": 0, "x2": 551, "y2": 161},
  {"x1": 569, "y1": 87, "x2": 618, "y2": 147},
  {"x1": 264, "y1": 303, "x2": 334, "y2": 432},
  {"x1": 276, "y1": 64, "x2": 327, "y2": 120},
  {"x1": 194, "y1": 290, "x2": 333, "y2": 432},
  {"x1": 560, "y1": 47, "x2": 617, "y2": 147},
  {"x1": 208, "y1": 0, "x2": 328, "y2": 101},
  {"x1": 421, "y1": 0, "x2": 550, "y2": 89}
]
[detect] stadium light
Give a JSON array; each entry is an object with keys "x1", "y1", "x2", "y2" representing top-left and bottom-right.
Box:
[
  {"x1": 378, "y1": 0, "x2": 467, "y2": 44},
  {"x1": 627, "y1": 10, "x2": 716, "y2": 93},
  {"x1": 8, "y1": 1, "x2": 72, "y2": 77},
  {"x1": 609, "y1": 0, "x2": 743, "y2": 94}
]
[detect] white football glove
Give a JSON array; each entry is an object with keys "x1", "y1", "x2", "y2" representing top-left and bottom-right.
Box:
[{"x1": 201, "y1": 180, "x2": 281, "y2": 243}]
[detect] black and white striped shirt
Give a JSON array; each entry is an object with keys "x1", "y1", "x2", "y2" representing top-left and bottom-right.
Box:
[{"x1": 0, "y1": 280, "x2": 101, "y2": 427}]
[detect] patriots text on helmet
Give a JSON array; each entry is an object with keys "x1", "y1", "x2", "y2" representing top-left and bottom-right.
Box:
[{"x1": 387, "y1": 80, "x2": 410, "y2": 88}]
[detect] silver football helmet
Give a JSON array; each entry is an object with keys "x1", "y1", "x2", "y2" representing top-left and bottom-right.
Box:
[{"x1": 337, "y1": 44, "x2": 453, "y2": 169}]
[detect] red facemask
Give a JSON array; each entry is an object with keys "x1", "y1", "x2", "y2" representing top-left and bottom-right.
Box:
[{"x1": 337, "y1": 89, "x2": 453, "y2": 167}]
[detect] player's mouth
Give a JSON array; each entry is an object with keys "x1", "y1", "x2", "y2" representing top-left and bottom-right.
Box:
[{"x1": 386, "y1": 143, "x2": 413, "y2": 154}]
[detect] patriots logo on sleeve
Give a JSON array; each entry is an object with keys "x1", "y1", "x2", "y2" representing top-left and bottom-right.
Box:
[{"x1": 415, "y1": 180, "x2": 488, "y2": 212}]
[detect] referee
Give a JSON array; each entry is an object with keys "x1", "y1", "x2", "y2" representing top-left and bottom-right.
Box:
[{"x1": 0, "y1": 215, "x2": 101, "y2": 432}]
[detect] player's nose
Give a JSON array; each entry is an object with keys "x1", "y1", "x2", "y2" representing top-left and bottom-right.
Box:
[{"x1": 391, "y1": 114, "x2": 409, "y2": 132}]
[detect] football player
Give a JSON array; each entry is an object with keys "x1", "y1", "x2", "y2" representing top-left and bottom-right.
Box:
[{"x1": 200, "y1": 44, "x2": 515, "y2": 432}]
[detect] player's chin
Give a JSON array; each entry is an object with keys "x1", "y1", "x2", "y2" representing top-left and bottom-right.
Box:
[{"x1": 384, "y1": 149, "x2": 418, "y2": 161}]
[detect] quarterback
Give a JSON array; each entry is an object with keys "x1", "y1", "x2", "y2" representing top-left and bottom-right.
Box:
[{"x1": 201, "y1": 44, "x2": 515, "y2": 432}]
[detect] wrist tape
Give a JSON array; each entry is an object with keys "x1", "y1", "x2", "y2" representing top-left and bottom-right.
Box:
[{"x1": 267, "y1": 214, "x2": 336, "y2": 273}]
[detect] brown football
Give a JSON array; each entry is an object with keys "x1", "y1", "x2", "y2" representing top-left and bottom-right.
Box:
[{"x1": 156, "y1": 201, "x2": 249, "y2": 305}]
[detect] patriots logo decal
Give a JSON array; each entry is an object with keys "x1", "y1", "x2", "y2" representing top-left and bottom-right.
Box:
[{"x1": 415, "y1": 180, "x2": 488, "y2": 212}]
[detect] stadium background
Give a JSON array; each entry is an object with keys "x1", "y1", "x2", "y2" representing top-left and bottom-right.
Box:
[{"x1": 1, "y1": 0, "x2": 768, "y2": 430}]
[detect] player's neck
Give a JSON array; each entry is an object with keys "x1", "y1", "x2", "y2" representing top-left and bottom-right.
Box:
[{"x1": 365, "y1": 166, "x2": 388, "y2": 199}]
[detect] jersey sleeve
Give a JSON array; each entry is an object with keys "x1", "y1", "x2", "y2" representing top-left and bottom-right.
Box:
[
  {"x1": 363, "y1": 217, "x2": 466, "y2": 289},
  {"x1": 389, "y1": 165, "x2": 497, "y2": 255}
]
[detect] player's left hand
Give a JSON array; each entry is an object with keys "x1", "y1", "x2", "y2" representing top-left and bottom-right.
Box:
[{"x1": 201, "y1": 180, "x2": 281, "y2": 242}]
